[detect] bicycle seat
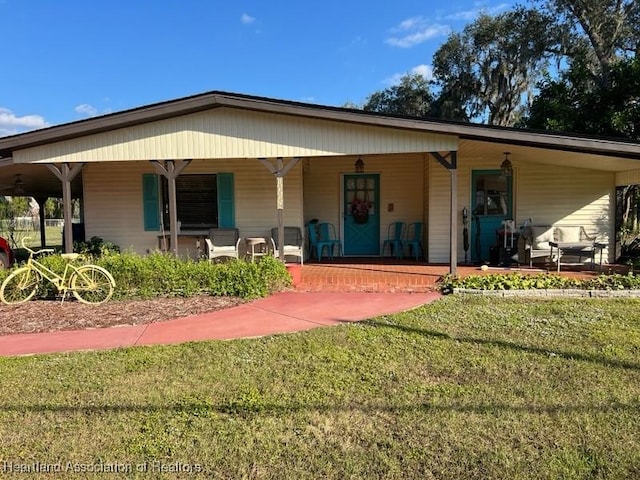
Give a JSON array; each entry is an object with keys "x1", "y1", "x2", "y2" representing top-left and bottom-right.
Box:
[{"x1": 61, "y1": 253, "x2": 81, "y2": 261}]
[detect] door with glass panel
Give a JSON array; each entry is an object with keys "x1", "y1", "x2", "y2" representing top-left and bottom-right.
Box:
[
  {"x1": 470, "y1": 170, "x2": 513, "y2": 263},
  {"x1": 343, "y1": 174, "x2": 380, "y2": 255}
]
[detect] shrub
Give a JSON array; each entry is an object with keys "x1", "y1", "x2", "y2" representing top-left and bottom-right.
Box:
[
  {"x1": 94, "y1": 252, "x2": 291, "y2": 299},
  {"x1": 0, "y1": 251, "x2": 292, "y2": 301},
  {"x1": 74, "y1": 236, "x2": 120, "y2": 257},
  {"x1": 439, "y1": 272, "x2": 640, "y2": 294},
  {"x1": 0, "y1": 265, "x2": 10, "y2": 284}
]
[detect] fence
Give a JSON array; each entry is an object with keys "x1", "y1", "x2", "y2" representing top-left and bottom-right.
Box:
[
  {"x1": 0, "y1": 218, "x2": 65, "y2": 230},
  {"x1": 45, "y1": 219, "x2": 65, "y2": 227}
]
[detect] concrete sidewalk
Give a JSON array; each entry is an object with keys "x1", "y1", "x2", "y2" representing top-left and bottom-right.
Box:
[{"x1": 0, "y1": 291, "x2": 442, "y2": 357}]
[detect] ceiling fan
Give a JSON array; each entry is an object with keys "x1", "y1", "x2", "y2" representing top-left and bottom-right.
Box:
[{"x1": 0, "y1": 174, "x2": 25, "y2": 195}]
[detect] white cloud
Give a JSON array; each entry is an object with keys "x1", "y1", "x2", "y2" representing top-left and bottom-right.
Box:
[
  {"x1": 445, "y1": 8, "x2": 481, "y2": 21},
  {"x1": 445, "y1": 2, "x2": 512, "y2": 21},
  {"x1": 397, "y1": 17, "x2": 425, "y2": 31},
  {"x1": 386, "y1": 17, "x2": 450, "y2": 48},
  {"x1": 484, "y1": 2, "x2": 511, "y2": 14},
  {"x1": 0, "y1": 108, "x2": 49, "y2": 137},
  {"x1": 411, "y1": 64, "x2": 434, "y2": 80},
  {"x1": 386, "y1": 73, "x2": 405, "y2": 85},
  {"x1": 240, "y1": 13, "x2": 255, "y2": 25},
  {"x1": 74, "y1": 103, "x2": 112, "y2": 118},
  {"x1": 386, "y1": 64, "x2": 434, "y2": 86},
  {"x1": 74, "y1": 104, "x2": 98, "y2": 117}
]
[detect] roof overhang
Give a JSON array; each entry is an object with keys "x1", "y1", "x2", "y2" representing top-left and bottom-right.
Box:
[{"x1": 1, "y1": 89, "x2": 639, "y2": 163}]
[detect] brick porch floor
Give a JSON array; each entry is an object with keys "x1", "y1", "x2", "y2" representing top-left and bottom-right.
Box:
[{"x1": 295, "y1": 258, "x2": 614, "y2": 293}]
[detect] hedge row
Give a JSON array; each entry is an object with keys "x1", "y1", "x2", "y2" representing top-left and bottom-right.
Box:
[
  {"x1": 439, "y1": 272, "x2": 640, "y2": 294},
  {"x1": 0, "y1": 252, "x2": 292, "y2": 300}
]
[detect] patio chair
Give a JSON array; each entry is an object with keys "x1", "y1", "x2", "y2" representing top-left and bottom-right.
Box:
[
  {"x1": 403, "y1": 222, "x2": 423, "y2": 261},
  {"x1": 521, "y1": 225, "x2": 597, "y2": 268},
  {"x1": 318, "y1": 222, "x2": 343, "y2": 258},
  {"x1": 521, "y1": 225, "x2": 554, "y2": 267},
  {"x1": 205, "y1": 228, "x2": 241, "y2": 261},
  {"x1": 270, "y1": 226, "x2": 304, "y2": 264},
  {"x1": 382, "y1": 221, "x2": 406, "y2": 259},
  {"x1": 307, "y1": 223, "x2": 333, "y2": 261}
]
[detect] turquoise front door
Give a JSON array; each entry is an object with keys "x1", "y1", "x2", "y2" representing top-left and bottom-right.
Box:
[
  {"x1": 343, "y1": 174, "x2": 380, "y2": 255},
  {"x1": 471, "y1": 170, "x2": 513, "y2": 263}
]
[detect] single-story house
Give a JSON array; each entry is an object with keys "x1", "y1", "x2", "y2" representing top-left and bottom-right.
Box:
[{"x1": 1, "y1": 90, "x2": 640, "y2": 274}]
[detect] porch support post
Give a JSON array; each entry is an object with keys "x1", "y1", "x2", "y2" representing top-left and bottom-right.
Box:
[
  {"x1": 34, "y1": 196, "x2": 48, "y2": 249},
  {"x1": 151, "y1": 159, "x2": 192, "y2": 255},
  {"x1": 431, "y1": 151, "x2": 458, "y2": 276},
  {"x1": 276, "y1": 158, "x2": 285, "y2": 262},
  {"x1": 46, "y1": 162, "x2": 84, "y2": 253},
  {"x1": 258, "y1": 157, "x2": 301, "y2": 262}
]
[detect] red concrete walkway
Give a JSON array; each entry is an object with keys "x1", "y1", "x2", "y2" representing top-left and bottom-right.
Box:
[
  {"x1": 1, "y1": 259, "x2": 613, "y2": 357},
  {"x1": 0, "y1": 291, "x2": 441, "y2": 357}
]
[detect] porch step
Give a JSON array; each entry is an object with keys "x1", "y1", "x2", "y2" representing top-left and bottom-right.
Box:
[
  {"x1": 296, "y1": 282, "x2": 438, "y2": 293},
  {"x1": 295, "y1": 262, "x2": 443, "y2": 293}
]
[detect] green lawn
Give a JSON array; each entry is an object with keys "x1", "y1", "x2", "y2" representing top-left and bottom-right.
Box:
[
  {"x1": 0, "y1": 226, "x2": 63, "y2": 250},
  {"x1": 1, "y1": 296, "x2": 639, "y2": 479}
]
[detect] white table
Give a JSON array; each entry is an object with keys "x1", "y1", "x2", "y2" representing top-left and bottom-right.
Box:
[{"x1": 245, "y1": 237, "x2": 268, "y2": 262}]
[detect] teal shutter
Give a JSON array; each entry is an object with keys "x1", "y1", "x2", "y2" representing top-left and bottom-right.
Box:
[
  {"x1": 217, "y1": 173, "x2": 235, "y2": 228},
  {"x1": 142, "y1": 174, "x2": 160, "y2": 231}
]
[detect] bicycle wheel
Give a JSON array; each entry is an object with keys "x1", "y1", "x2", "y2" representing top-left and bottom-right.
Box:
[
  {"x1": 0, "y1": 267, "x2": 41, "y2": 304},
  {"x1": 70, "y1": 265, "x2": 115, "y2": 305}
]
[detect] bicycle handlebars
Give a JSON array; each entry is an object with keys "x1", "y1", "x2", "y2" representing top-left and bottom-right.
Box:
[{"x1": 20, "y1": 237, "x2": 55, "y2": 256}]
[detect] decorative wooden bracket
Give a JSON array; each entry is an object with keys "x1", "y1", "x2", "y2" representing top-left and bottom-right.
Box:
[
  {"x1": 258, "y1": 157, "x2": 301, "y2": 177},
  {"x1": 431, "y1": 151, "x2": 457, "y2": 170},
  {"x1": 151, "y1": 159, "x2": 192, "y2": 179}
]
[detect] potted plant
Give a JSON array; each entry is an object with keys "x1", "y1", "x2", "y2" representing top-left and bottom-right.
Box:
[{"x1": 351, "y1": 197, "x2": 370, "y2": 224}]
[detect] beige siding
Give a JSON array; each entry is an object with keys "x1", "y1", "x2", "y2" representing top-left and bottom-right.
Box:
[
  {"x1": 15, "y1": 108, "x2": 458, "y2": 164},
  {"x1": 428, "y1": 158, "x2": 456, "y2": 263},
  {"x1": 378, "y1": 155, "x2": 425, "y2": 254},
  {"x1": 616, "y1": 169, "x2": 640, "y2": 186},
  {"x1": 422, "y1": 156, "x2": 430, "y2": 259},
  {"x1": 83, "y1": 159, "x2": 303, "y2": 256},
  {"x1": 303, "y1": 154, "x2": 425, "y2": 253},
  {"x1": 515, "y1": 164, "x2": 614, "y2": 262},
  {"x1": 428, "y1": 157, "x2": 615, "y2": 263}
]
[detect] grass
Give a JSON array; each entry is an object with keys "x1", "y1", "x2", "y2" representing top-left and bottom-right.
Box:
[
  {"x1": 1, "y1": 295, "x2": 640, "y2": 479},
  {"x1": 0, "y1": 226, "x2": 63, "y2": 251}
]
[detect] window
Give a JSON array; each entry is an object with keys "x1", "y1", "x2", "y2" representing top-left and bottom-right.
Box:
[
  {"x1": 474, "y1": 174, "x2": 509, "y2": 216},
  {"x1": 142, "y1": 172, "x2": 234, "y2": 231},
  {"x1": 162, "y1": 174, "x2": 218, "y2": 230}
]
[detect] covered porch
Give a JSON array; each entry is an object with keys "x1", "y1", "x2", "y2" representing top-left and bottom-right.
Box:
[{"x1": 2, "y1": 91, "x2": 640, "y2": 275}]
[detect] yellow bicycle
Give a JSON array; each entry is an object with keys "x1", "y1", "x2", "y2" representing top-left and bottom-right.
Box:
[{"x1": 0, "y1": 238, "x2": 115, "y2": 305}]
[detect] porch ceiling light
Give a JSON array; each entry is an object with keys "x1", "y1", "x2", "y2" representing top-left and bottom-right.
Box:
[
  {"x1": 13, "y1": 174, "x2": 24, "y2": 195},
  {"x1": 500, "y1": 152, "x2": 513, "y2": 177},
  {"x1": 355, "y1": 157, "x2": 364, "y2": 173}
]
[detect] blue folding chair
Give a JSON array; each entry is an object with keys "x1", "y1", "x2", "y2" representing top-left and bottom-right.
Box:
[
  {"x1": 307, "y1": 223, "x2": 333, "y2": 261},
  {"x1": 382, "y1": 222, "x2": 406, "y2": 258},
  {"x1": 404, "y1": 222, "x2": 424, "y2": 261},
  {"x1": 318, "y1": 222, "x2": 342, "y2": 257}
]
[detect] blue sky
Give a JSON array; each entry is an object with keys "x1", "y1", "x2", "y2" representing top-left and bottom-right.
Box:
[{"x1": 0, "y1": 0, "x2": 512, "y2": 137}]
